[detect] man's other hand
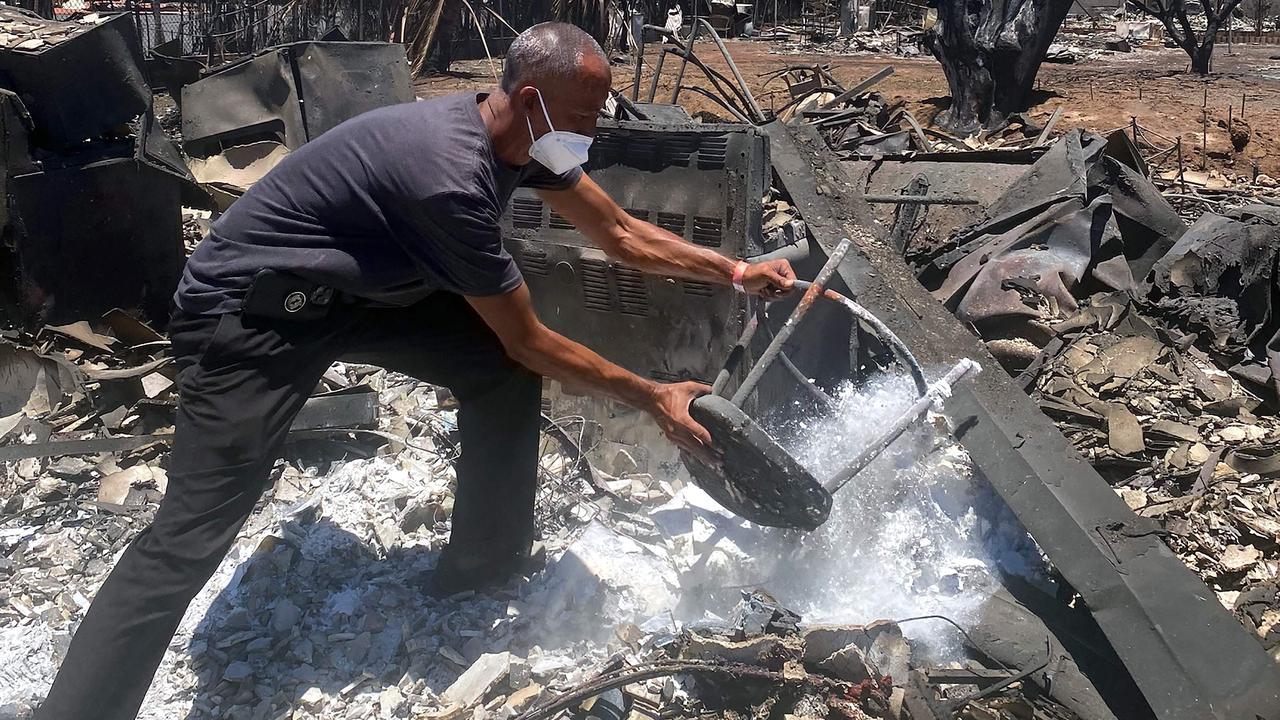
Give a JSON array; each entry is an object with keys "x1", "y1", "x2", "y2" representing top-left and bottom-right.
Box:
[
  {"x1": 742, "y1": 259, "x2": 796, "y2": 299},
  {"x1": 647, "y1": 381, "x2": 717, "y2": 462}
]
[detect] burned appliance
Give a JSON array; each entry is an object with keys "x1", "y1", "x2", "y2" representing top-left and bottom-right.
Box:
[
  {"x1": 0, "y1": 9, "x2": 149, "y2": 151},
  {"x1": 501, "y1": 119, "x2": 777, "y2": 467},
  {"x1": 0, "y1": 10, "x2": 190, "y2": 326}
]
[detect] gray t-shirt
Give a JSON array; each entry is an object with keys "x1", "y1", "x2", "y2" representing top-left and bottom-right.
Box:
[{"x1": 175, "y1": 92, "x2": 581, "y2": 315}]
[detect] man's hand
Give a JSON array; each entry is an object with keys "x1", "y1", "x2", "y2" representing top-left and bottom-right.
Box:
[
  {"x1": 741, "y1": 259, "x2": 797, "y2": 300},
  {"x1": 645, "y1": 381, "x2": 716, "y2": 462},
  {"x1": 468, "y1": 287, "x2": 721, "y2": 461}
]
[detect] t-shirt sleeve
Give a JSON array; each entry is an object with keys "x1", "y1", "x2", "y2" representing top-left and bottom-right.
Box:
[
  {"x1": 395, "y1": 191, "x2": 523, "y2": 297},
  {"x1": 520, "y1": 160, "x2": 582, "y2": 191}
]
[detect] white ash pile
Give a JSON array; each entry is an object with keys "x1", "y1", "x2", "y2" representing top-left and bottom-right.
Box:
[{"x1": 3, "y1": 332, "x2": 1051, "y2": 720}]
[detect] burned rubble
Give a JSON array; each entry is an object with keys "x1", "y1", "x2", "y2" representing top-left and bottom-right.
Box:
[
  {"x1": 896, "y1": 124, "x2": 1280, "y2": 669},
  {"x1": 3, "y1": 5, "x2": 1280, "y2": 720}
]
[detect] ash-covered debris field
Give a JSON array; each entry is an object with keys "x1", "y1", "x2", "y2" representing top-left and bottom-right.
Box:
[{"x1": 3, "y1": 3, "x2": 1280, "y2": 720}]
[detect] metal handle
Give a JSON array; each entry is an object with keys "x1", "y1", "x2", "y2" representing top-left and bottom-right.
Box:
[{"x1": 729, "y1": 237, "x2": 852, "y2": 406}]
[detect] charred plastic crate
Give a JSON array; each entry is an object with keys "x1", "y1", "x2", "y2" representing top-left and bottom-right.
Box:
[
  {"x1": 181, "y1": 41, "x2": 414, "y2": 158},
  {"x1": 501, "y1": 121, "x2": 771, "y2": 471}
]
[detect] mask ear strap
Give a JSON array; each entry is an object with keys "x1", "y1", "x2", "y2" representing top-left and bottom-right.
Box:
[{"x1": 532, "y1": 87, "x2": 555, "y2": 131}]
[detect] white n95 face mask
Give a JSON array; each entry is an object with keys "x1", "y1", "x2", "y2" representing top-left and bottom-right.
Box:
[{"x1": 525, "y1": 87, "x2": 592, "y2": 175}]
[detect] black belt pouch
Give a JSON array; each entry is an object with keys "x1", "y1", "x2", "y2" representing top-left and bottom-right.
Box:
[{"x1": 242, "y1": 269, "x2": 334, "y2": 321}]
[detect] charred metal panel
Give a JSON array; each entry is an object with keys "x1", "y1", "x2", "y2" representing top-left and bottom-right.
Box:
[
  {"x1": 501, "y1": 120, "x2": 777, "y2": 469},
  {"x1": 180, "y1": 50, "x2": 302, "y2": 157},
  {"x1": 0, "y1": 90, "x2": 35, "y2": 236},
  {"x1": 0, "y1": 11, "x2": 149, "y2": 151},
  {"x1": 766, "y1": 120, "x2": 1280, "y2": 720},
  {"x1": 502, "y1": 121, "x2": 769, "y2": 388},
  {"x1": 181, "y1": 41, "x2": 413, "y2": 158},
  {"x1": 292, "y1": 42, "x2": 414, "y2": 140}
]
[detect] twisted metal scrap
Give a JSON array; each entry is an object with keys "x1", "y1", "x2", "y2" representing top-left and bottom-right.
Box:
[{"x1": 516, "y1": 659, "x2": 844, "y2": 720}]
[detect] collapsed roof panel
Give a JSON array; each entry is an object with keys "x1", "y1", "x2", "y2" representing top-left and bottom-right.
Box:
[{"x1": 180, "y1": 41, "x2": 414, "y2": 159}]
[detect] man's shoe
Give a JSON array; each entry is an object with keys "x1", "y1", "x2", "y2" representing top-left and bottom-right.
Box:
[{"x1": 426, "y1": 539, "x2": 544, "y2": 598}]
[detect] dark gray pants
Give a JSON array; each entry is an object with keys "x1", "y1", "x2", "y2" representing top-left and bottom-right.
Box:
[{"x1": 36, "y1": 292, "x2": 542, "y2": 720}]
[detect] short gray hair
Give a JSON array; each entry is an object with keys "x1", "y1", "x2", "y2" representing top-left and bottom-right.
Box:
[{"x1": 500, "y1": 22, "x2": 607, "y2": 93}]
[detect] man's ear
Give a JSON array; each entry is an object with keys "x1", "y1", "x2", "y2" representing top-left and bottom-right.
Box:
[{"x1": 515, "y1": 85, "x2": 538, "y2": 112}]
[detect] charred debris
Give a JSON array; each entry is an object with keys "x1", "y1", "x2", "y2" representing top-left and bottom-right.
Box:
[{"x1": 2, "y1": 5, "x2": 1280, "y2": 720}]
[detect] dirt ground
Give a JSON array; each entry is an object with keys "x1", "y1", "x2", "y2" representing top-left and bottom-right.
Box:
[{"x1": 416, "y1": 39, "x2": 1280, "y2": 180}]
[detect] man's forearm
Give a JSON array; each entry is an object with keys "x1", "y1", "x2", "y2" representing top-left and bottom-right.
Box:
[
  {"x1": 613, "y1": 217, "x2": 738, "y2": 284},
  {"x1": 506, "y1": 323, "x2": 658, "y2": 409}
]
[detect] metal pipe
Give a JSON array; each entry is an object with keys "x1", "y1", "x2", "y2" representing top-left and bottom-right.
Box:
[
  {"x1": 679, "y1": 85, "x2": 752, "y2": 124},
  {"x1": 631, "y1": 21, "x2": 644, "y2": 101},
  {"x1": 645, "y1": 32, "x2": 668, "y2": 103},
  {"x1": 859, "y1": 194, "x2": 980, "y2": 206},
  {"x1": 760, "y1": 312, "x2": 838, "y2": 411},
  {"x1": 824, "y1": 358, "x2": 981, "y2": 494},
  {"x1": 692, "y1": 18, "x2": 767, "y2": 122},
  {"x1": 670, "y1": 19, "x2": 703, "y2": 105},
  {"x1": 712, "y1": 311, "x2": 760, "y2": 397},
  {"x1": 673, "y1": 52, "x2": 755, "y2": 120},
  {"x1": 645, "y1": 25, "x2": 756, "y2": 121},
  {"x1": 730, "y1": 238, "x2": 852, "y2": 406}
]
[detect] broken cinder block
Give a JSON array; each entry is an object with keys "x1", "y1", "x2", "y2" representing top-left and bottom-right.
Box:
[{"x1": 442, "y1": 651, "x2": 512, "y2": 708}]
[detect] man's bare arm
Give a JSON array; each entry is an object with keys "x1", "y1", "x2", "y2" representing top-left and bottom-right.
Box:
[
  {"x1": 536, "y1": 175, "x2": 795, "y2": 296},
  {"x1": 466, "y1": 283, "x2": 714, "y2": 457}
]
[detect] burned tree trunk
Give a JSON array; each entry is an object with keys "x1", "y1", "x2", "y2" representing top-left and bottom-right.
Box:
[
  {"x1": 1190, "y1": 40, "x2": 1214, "y2": 73},
  {"x1": 1131, "y1": 0, "x2": 1246, "y2": 75},
  {"x1": 924, "y1": 0, "x2": 1073, "y2": 134},
  {"x1": 426, "y1": 6, "x2": 460, "y2": 74},
  {"x1": 839, "y1": 0, "x2": 857, "y2": 35}
]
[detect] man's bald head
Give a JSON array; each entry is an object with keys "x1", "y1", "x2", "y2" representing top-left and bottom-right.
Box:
[{"x1": 500, "y1": 22, "x2": 610, "y2": 94}]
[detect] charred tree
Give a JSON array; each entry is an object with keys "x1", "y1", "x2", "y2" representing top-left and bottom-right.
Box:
[
  {"x1": 1242, "y1": 0, "x2": 1273, "y2": 31},
  {"x1": 923, "y1": 0, "x2": 1073, "y2": 135},
  {"x1": 1130, "y1": 0, "x2": 1247, "y2": 74},
  {"x1": 425, "y1": 2, "x2": 461, "y2": 74},
  {"x1": 839, "y1": 0, "x2": 857, "y2": 34}
]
